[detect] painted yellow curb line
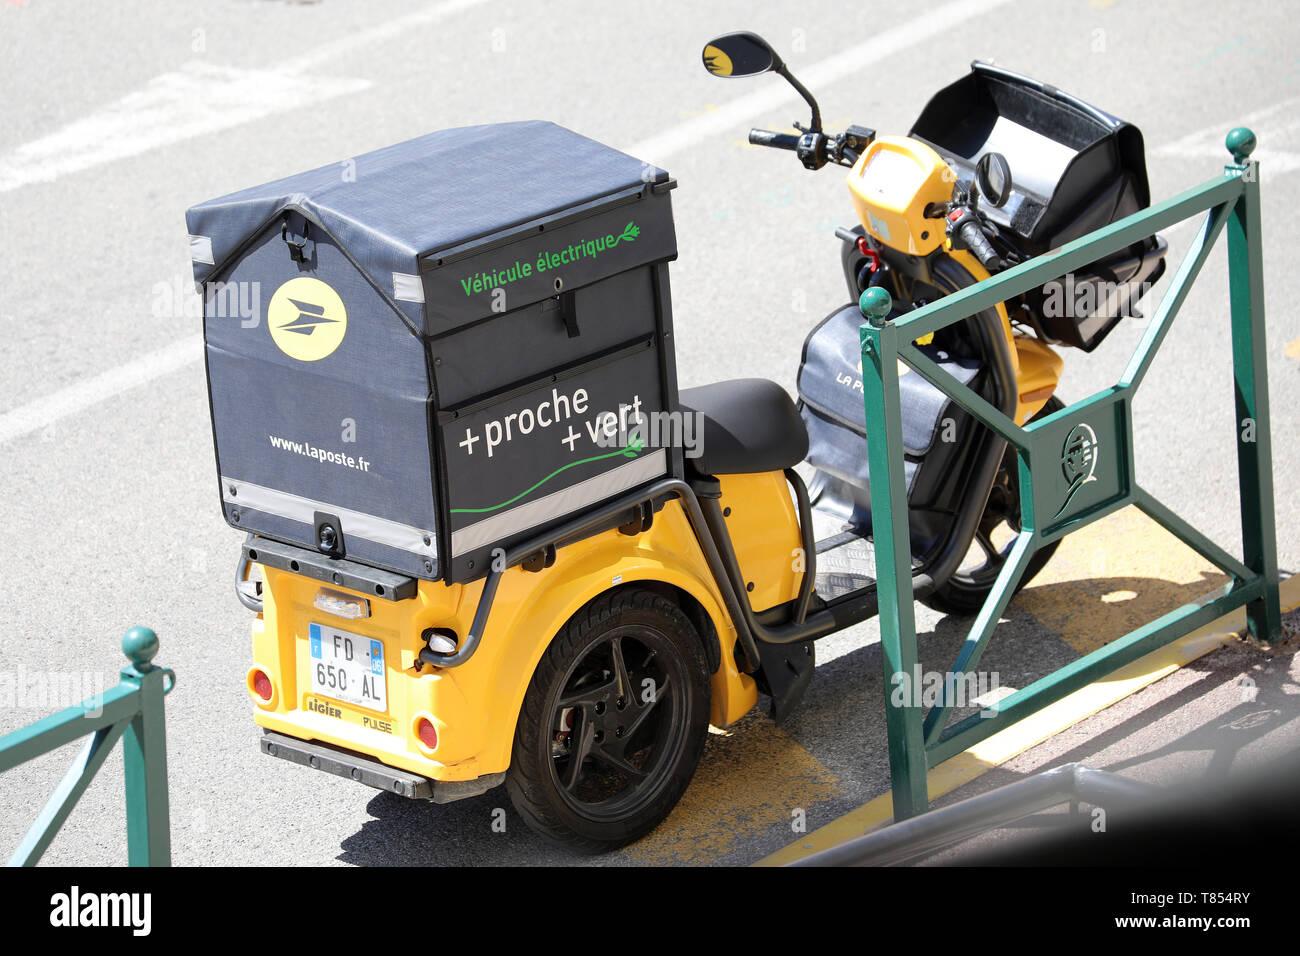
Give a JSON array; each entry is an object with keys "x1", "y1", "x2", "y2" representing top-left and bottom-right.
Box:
[{"x1": 756, "y1": 574, "x2": 1300, "y2": 866}]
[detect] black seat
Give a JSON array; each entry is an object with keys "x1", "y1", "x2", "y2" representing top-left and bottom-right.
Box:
[{"x1": 678, "y1": 378, "x2": 808, "y2": 476}]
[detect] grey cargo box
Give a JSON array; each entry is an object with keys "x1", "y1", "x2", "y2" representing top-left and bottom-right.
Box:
[{"x1": 187, "y1": 121, "x2": 681, "y2": 584}]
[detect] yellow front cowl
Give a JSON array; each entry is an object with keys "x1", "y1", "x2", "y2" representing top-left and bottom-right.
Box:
[{"x1": 847, "y1": 135, "x2": 954, "y2": 257}]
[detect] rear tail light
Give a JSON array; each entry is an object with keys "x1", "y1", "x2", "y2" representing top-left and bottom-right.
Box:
[
  {"x1": 415, "y1": 717, "x2": 438, "y2": 751},
  {"x1": 248, "y1": 667, "x2": 275, "y2": 705}
]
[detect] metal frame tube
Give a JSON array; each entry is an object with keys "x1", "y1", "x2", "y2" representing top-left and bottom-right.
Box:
[{"x1": 862, "y1": 135, "x2": 1282, "y2": 823}]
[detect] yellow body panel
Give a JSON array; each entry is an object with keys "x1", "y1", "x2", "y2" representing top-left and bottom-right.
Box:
[
  {"x1": 717, "y1": 471, "x2": 804, "y2": 613},
  {"x1": 946, "y1": 249, "x2": 1062, "y2": 424},
  {"x1": 847, "y1": 136, "x2": 953, "y2": 257},
  {"x1": 1013, "y1": 335, "x2": 1065, "y2": 422},
  {"x1": 249, "y1": 497, "x2": 761, "y2": 784}
]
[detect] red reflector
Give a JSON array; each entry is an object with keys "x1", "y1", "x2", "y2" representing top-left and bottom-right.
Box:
[
  {"x1": 947, "y1": 209, "x2": 962, "y2": 222},
  {"x1": 252, "y1": 670, "x2": 273, "y2": 701},
  {"x1": 417, "y1": 718, "x2": 438, "y2": 750}
]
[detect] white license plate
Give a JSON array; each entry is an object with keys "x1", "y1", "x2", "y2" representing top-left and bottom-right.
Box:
[{"x1": 308, "y1": 623, "x2": 387, "y2": 712}]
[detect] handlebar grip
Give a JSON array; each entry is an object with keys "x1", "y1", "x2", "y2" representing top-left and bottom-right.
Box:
[
  {"x1": 748, "y1": 129, "x2": 801, "y2": 151},
  {"x1": 960, "y1": 220, "x2": 1004, "y2": 272}
]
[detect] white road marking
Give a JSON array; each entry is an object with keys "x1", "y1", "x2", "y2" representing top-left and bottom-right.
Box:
[
  {"x1": 0, "y1": 0, "x2": 493, "y2": 194},
  {"x1": 0, "y1": 335, "x2": 203, "y2": 446},
  {"x1": 1155, "y1": 95, "x2": 1300, "y2": 178},
  {"x1": 624, "y1": 0, "x2": 1015, "y2": 164},
  {"x1": 0, "y1": 0, "x2": 495, "y2": 445},
  {"x1": 0, "y1": 64, "x2": 370, "y2": 194},
  {"x1": 277, "y1": 0, "x2": 492, "y2": 75}
]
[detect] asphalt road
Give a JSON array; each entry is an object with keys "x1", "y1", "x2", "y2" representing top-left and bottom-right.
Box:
[{"x1": 1, "y1": 0, "x2": 1297, "y2": 867}]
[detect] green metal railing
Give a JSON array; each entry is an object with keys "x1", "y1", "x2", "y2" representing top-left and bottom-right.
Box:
[
  {"x1": 860, "y1": 128, "x2": 1281, "y2": 820},
  {"x1": 0, "y1": 627, "x2": 175, "y2": 866}
]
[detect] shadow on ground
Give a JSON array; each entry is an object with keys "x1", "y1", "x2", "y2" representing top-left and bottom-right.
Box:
[{"x1": 339, "y1": 569, "x2": 1272, "y2": 865}]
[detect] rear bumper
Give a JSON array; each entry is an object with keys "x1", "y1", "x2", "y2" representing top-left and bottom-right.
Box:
[{"x1": 259, "y1": 730, "x2": 505, "y2": 804}]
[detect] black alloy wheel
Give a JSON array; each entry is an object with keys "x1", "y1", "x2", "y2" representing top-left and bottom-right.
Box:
[{"x1": 506, "y1": 588, "x2": 710, "y2": 852}]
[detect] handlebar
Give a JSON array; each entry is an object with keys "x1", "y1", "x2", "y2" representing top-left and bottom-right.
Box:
[
  {"x1": 960, "y1": 219, "x2": 1005, "y2": 272},
  {"x1": 749, "y1": 128, "x2": 801, "y2": 151}
]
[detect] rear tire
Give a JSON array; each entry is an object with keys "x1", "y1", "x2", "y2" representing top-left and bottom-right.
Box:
[
  {"x1": 921, "y1": 395, "x2": 1064, "y2": 616},
  {"x1": 506, "y1": 587, "x2": 710, "y2": 853}
]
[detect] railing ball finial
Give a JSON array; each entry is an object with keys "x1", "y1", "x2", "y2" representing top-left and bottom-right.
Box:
[
  {"x1": 122, "y1": 626, "x2": 159, "y2": 670},
  {"x1": 859, "y1": 286, "x2": 893, "y2": 327},
  {"x1": 1226, "y1": 127, "x2": 1257, "y2": 164}
]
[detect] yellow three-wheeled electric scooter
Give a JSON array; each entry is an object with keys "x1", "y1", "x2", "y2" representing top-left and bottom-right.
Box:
[{"x1": 191, "y1": 31, "x2": 1166, "y2": 851}]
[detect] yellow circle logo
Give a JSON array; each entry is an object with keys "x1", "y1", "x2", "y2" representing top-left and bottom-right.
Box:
[
  {"x1": 702, "y1": 44, "x2": 733, "y2": 77},
  {"x1": 267, "y1": 277, "x2": 347, "y2": 362}
]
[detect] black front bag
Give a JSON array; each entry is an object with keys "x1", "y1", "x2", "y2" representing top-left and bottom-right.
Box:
[
  {"x1": 187, "y1": 122, "x2": 681, "y2": 584},
  {"x1": 910, "y1": 61, "x2": 1167, "y2": 351}
]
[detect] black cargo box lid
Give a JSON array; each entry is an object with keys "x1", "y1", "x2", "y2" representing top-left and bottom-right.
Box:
[{"x1": 186, "y1": 121, "x2": 675, "y2": 331}]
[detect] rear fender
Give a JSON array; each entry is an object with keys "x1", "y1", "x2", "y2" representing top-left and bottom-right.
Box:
[{"x1": 450, "y1": 499, "x2": 757, "y2": 775}]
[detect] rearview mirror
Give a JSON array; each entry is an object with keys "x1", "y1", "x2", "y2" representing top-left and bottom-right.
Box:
[
  {"x1": 975, "y1": 152, "x2": 1013, "y2": 207},
  {"x1": 701, "y1": 31, "x2": 824, "y2": 134},
  {"x1": 702, "y1": 32, "x2": 782, "y2": 78}
]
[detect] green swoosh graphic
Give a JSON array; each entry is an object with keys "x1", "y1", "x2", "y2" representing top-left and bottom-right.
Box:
[{"x1": 450, "y1": 439, "x2": 644, "y2": 515}]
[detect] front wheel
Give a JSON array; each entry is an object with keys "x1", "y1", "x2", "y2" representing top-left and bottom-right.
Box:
[
  {"x1": 506, "y1": 587, "x2": 711, "y2": 852},
  {"x1": 921, "y1": 395, "x2": 1064, "y2": 616}
]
